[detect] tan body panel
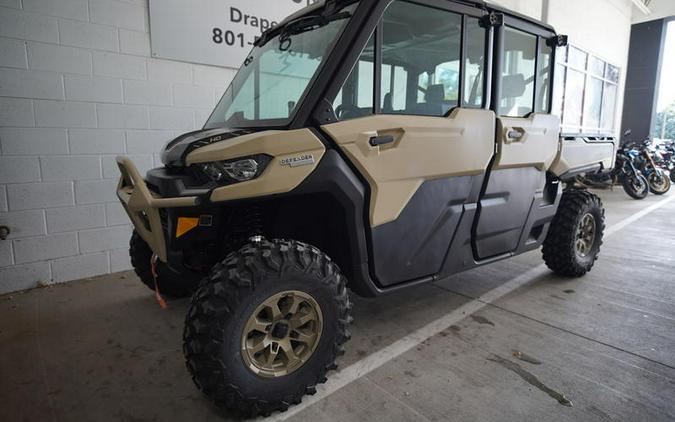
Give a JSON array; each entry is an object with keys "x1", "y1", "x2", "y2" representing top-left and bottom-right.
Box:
[
  {"x1": 116, "y1": 157, "x2": 198, "y2": 262},
  {"x1": 186, "y1": 129, "x2": 326, "y2": 203},
  {"x1": 322, "y1": 108, "x2": 496, "y2": 227},
  {"x1": 550, "y1": 136, "x2": 618, "y2": 177},
  {"x1": 495, "y1": 114, "x2": 561, "y2": 171}
]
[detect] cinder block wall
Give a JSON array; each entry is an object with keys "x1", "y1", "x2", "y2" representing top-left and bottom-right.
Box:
[{"x1": 0, "y1": 0, "x2": 236, "y2": 294}]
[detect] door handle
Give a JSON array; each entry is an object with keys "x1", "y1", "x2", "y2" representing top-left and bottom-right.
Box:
[
  {"x1": 507, "y1": 130, "x2": 523, "y2": 140},
  {"x1": 369, "y1": 135, "x2": 395, "y2": 147}
]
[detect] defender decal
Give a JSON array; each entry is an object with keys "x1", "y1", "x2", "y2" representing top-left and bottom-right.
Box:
[{"x1": 280, "y1": 154, "x2": 315, "y2": 167}]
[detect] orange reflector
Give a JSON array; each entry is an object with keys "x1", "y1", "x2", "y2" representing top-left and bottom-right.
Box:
[{"x1": 176, "y1": 217, "x2": 199, "y2": 238}]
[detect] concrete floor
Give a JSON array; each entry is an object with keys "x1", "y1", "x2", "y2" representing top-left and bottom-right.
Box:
[{"x1": 1, "y1": 189, "x2": 675, "y2": 422}]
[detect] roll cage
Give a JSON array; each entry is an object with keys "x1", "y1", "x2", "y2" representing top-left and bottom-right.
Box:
[{"x1": 270, "y1": 0, "x2": 562, "y2": 131}]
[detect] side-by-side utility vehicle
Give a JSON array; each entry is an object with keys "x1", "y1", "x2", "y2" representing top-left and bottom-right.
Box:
[{"x1": 116, "y1": 0, "x2": 617, "y2": 416}]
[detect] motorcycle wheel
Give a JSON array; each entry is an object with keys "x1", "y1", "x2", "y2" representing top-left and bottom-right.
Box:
[
  {"x1": 622, "y1": 174, "x2": 649, "y2": 200},
  {"x1": 649, "y1": 172, "x2": 671, "y2": 195}
]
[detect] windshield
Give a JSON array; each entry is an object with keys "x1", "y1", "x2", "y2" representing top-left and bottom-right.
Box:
[{"x1": 205, "y1": 4, "x2": 357, "y2": 129}]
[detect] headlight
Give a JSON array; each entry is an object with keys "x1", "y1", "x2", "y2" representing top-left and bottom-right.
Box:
[{"x1": 194, "y1": 155, "x2": 271, "y2": 185}]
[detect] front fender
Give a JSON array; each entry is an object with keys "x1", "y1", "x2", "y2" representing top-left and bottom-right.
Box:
[{"x1": 186, "y1": 129, "x2": 326, "y2": 203}]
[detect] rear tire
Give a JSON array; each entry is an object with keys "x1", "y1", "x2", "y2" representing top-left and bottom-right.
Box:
[
  {"x1": 129, "y1": 231, "x2": 201, "y2": 298},
  {"x1": 183, "y1": 239, "x2": 352, "y2": 418},
  {"x1": 543, "y1": 190, "x2": 605, "y2": 277},
  {"x1": 622, "y1": 174, "x2": 649, "y2": 200},
  {"x1": 648, "y1": 172, "x2": 671, "y2": 195}
]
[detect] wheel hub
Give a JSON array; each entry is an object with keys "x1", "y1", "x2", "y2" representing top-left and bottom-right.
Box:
[
  {"x1": 241, "y1": 290, "x2": 323, "y2": 378},
  {"x1": 271, "y1": 321, "x2": 290, "y2": 339},
  {"x1": 575, "y1": 213, "x2": 596, "y2": 258},
  {"x1": 651, "y1": 174, "x2": 667, "y2": 191}
]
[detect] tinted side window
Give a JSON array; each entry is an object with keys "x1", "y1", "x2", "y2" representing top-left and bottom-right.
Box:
[
  {"x1": 332, "y1": 33, "x2": 375, "y2": 120},
  {"x1": 500, "y1": 27, "x2": 536, "y2": 117},
  {"x1": 535, "y1": 42, "x2": 553, "y2": 113},
  {"x1": 381, "y1": 1, "x2": 462, "y2": 117},
  {"x1": 463, "y1": 18, "x2": 486, "y2": 108}
]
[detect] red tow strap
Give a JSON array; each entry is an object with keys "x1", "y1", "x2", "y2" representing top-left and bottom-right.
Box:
[{"x1": 151, "y1": 254, "x2": 168, "y2": 309}]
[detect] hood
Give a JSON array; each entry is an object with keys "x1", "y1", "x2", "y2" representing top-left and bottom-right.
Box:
[{"x1": 161, "y1": 128, "x2": 253, "y2": 167}]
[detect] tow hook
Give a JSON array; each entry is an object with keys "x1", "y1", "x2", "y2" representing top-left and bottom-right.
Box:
[
  {"x1": 0, "y1": 226, "x2": 9, "y2": 240},
  {"x1": 150, "y1": 254, "x2": 168, "y2": 310}
]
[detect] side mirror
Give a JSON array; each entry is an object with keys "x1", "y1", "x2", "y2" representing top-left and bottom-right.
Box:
[
  {"x1": 547, "y1": 34, "x2": 568, "y2": 48},
  {"x1": 623, "y1": 129, "x2": 632, "y2": 138},
  {"x1": 480, "y1": 12, "x2": 504, "y2": 28}
]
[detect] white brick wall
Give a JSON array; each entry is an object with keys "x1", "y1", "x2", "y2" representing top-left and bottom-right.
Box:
[{"x1": 0, "y1": 0, "x2": 236, "y2": 295}]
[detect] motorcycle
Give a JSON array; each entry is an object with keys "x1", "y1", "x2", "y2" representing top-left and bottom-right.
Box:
[
  {"x1": 629, "y1": 140, "x2": 671, "y2": 195},
  {"x1": 653, "y1": 140, "x2": 675, "y2": 183},
  {"x1": 577, "y1": 131, "x2": 650, "y2": 200}
]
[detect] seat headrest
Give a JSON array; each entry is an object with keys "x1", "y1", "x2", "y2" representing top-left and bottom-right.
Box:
[
  {"x1": 425, "y1": 84, "x2": 445, "y2": 104},
  {"x1": 383, "y1": 92, "x2": 393, "y2": 112},
  {"x1": 502, "y1": 74, "x2": 526, "y2": 99}
]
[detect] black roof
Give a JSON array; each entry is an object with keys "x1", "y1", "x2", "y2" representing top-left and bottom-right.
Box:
[
  {"x1": 281, "y1": 0, "x2": 556, "y2": 34},
  {"x1": 422, "y1": 0, "x2": 557, "y2": 33}
]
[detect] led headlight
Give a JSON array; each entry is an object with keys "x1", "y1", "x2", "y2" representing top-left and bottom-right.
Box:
[{"x1": 195, "y1": 155, "x2": 271, "y2": 185}]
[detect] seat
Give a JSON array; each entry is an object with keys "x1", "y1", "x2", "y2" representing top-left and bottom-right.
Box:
[
  {"x1": 383, "y1": 92, "x2": 394, "y2": 113},
  {"x1": 412, "y1": 84, "x2": 447, "y2": 116}
]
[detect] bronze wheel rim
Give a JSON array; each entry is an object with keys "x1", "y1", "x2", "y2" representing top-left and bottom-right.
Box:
[
  {"x1": 241, "y1": 290, "x2": 323, "y2": 378},
  {"x1": 650, "y1": 174, "x2": 668, "y2": 193},
  {"x1": 575, "y1": 213, "x2": 596, "y2": 258}
]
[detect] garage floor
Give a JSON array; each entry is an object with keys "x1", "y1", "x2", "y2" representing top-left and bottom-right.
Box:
[{"x1": 2, "y1": 189, "x2": 675, "y2": 422}]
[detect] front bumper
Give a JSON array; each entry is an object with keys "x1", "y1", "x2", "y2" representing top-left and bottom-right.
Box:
[{"x1": 116, "y1": 156, "x2": 199, "y2": 262}]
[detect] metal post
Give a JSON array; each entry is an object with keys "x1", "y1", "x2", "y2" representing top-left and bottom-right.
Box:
[{"x1": 541, "y1": 0, "x2": 550, "y2": 24}]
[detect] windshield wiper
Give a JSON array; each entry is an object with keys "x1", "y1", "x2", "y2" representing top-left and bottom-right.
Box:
[
  {"x1": 279, "y1": 12, "x2": 351, "y2": 51},
  {"x1": 254, "y1": 2, "x2": 352, "y2": 48}
]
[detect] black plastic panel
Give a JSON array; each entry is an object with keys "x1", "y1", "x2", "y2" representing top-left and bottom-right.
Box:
[
  {"x1": 473, "y1": 167, "x2": 545, "y2": 259},
  {"x1": 370, "y1": 176, "x2": 480, "y2": 286}
]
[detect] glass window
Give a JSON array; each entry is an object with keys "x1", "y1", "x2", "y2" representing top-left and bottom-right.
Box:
[
  {"x1": 583, "y1": 77, "x2": 603, "y2": 129},
  {"x1": 206, "y1": 4, "x2": 356, "y2": 128},
  {"x1": 605, "y1": 64, "x2": 620, "y2": 83},
  {"x1": 463, "y1": 18, "x2": 485, "y2": 108},
  {"x1": 332, "y1": 33, "x2": 375, "y2": 120},
  {"x1": 589, "y1": 57, "x2": 605, "y2": 78},
  {"x1": 258, "y1": 52, "x2": 322, "y2": 119},
  {"x1": 555, "y1": 43, "x2": 620, "y2": 134},
  {"x1": 568, "y1": 46, "x2": 588, "y2": 69},
  {"x1": 562, "y1": 68, "x2": 585, "y2": 127},
  {"x1": 601, "y1": 82, "x2": 617, "y2": 131},
  {"x1": 380, "y1": 1, "x2": 462, "y2": 116},
  {"x1": 535, "y1": 41, "x2": 553, "y2": 113},
  {"x1": 377, "y1": 63, "x2": 410, "y2": 112},
  {"x1": 559, "y1": 45, "x2": 569, "y2": 63},
  {"x1": 500, "y1": 27, "x2": 536, "y2": 117},
  {"x1": 552, "y1": 63, "x2": 566, "y2": 118}
]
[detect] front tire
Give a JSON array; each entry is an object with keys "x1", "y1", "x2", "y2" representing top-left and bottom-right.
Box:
[
  {"x1": 543, "y1": 190, "x2": 605, "y2": 277},
  {"x1": 129, "y1": 231, "x2": 201, "y2": 298},
  {"x1": 183, "y1": 239, "x2": 352, "y2": 417},
  {"x1": 622, "y1": 174, "x2": 649, "y2": 200},
  {"x1": 648, "y1": 172, "x2": 671, "y2": 195}
]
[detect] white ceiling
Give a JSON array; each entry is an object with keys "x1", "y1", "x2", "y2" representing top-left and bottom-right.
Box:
[{"x1": 633, "y1": 0, "x2": 675, "y2": 24}]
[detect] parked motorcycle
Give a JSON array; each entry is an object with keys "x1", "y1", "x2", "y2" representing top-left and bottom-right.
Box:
[
  {"x1": 629, "y1": 140, "x2": 671, "y2": 195},
  {"x1": 653, "y1": 140, "x2": 675, "y2": 183},
  {"x1": 577, "y1": 132, "x2": 650, "y2": 200}
]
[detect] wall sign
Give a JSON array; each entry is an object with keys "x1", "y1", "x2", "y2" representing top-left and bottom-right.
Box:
[{"x1": 149, "y1": 0, "x2": 318, "y2": 68}]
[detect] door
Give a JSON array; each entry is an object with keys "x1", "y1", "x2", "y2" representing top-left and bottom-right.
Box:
[
  {"x1": 323, "y1": 1, "x2": 494, "y2": 286},
  {"x1": 473, "y1": 24, "x2": 560, "y2": 259}
]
